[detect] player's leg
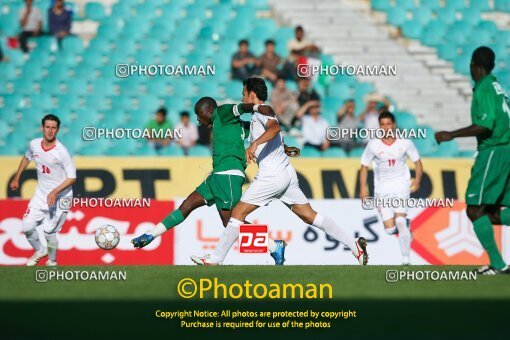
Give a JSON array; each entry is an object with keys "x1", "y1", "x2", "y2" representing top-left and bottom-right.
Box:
[
  {"x1": 465, "y1": 147, "x2": 510, "y2": 273},
  {"x1": 191, "y1": 201, "x2": 260, "y2": 265},
  {"x1": 289, "y1": 202, "x2": 368, "y2": 265},
  {"x1": 467, "y1": 204, "x2": 507, "y2": 273},
  {"x1": 192, "y1": 172, "x2": 290, "y2": 265},
  {"x1": 42, "y1": 207, "x2": 68, "y2": 266},
  {"x1": 132, "y1": 179, "x2": 211, "y2": 248},
  {"x1": 22, "y1": 206, "x2": 47, "y2": 266},
  {"x1": 394, "y1": 213, "x2": 411, "y2": 265}
]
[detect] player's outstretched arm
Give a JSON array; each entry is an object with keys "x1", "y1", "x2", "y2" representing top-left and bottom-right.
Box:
[
  {"x1": 239, "y1": 103, "x2": 276, "y2": 117},
  {"x1": 246, "y1": 119, "x2": 282, "y2": 163},
  {"x1": 435, "y1": 124, "x2": 489, "y2": 144},
  {"x1": 10, "y1": 156, "x2": 30, "y2": 191}
]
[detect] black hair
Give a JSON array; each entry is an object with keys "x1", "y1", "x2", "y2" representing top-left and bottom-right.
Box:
[
  {"x1": 295, "y1": 25, "x2": 304, "y2": 32},
  {"x1": 378, "y1": 111, "x2": 395, "y2": 123},
  {"x1": 239, "y1": 39, "x2": 249, "y2": 46},
  {"x1": 472, "y1": 46, "x2": 495, "y2": 73},
  {"x1": 180, "y1": 111, "x2": 190, "y2": 117},
  {"x1": 243, "y1": 77, "x2": 268, "y2": 101},
  {"x1": 41, "y1": 114, "x2": 61, "y2": 128},
  {"x1": 194, "y1": 97, "x2": 218, "y2": 113},
  {"x1": 156, "y1": 107, "x2": 167, "y2": 117},
  {"x1": 265, "y1": 39, "x2": 275, "y2": 46}
]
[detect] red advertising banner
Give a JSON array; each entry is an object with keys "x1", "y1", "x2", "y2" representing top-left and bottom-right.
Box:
[{"x1": 0, "y1": 199, "x2": 175, "y2": 266}]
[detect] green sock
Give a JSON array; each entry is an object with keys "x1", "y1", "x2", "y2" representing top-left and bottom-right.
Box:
[
  {"x1": 473, "y1": 215, "x2": 506, "y2": 270},
  {"x1": 500, "y1": 208, "x2": 510, "y2": 226},
  {"x1": 161, "y1": 210, "x2": 185, "y2": 230}
]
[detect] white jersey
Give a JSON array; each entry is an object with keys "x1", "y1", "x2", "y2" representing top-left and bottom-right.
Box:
[
  {"x1": 25, "y1": 138, "x2": 76, "y2": 209},
  {"x1": 361, "y1": 138, "x2": 420, "y2": 196},
  {"x1": 249, "y1": 112, "x2": 289, "y2": 172}
]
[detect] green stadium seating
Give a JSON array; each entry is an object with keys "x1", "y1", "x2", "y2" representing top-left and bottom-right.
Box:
[
  {"x1": 348, "y1": 147, "x2": 365, "y2": 157},
  {"x1": 322, "y1": 148, "x2": 347, "y2": 158},
  {"x1": 301, "y1": 146, "x2": 322, "y2": 158},
  {"x1": 435, "y1": 140, "x2": 459, "y2": 157},
  {"x1": 161, "y1": 145, "x2": 185, "y2": 156},
  {"x1": 86, "y1": 2, "x2": 106, "y2": 21},
  {"x1": 387, "y1": 7, "x2": 407, "y2": 27},
  {"x1": 188, "y1": 145, "x2": 212, "y2": 156}
]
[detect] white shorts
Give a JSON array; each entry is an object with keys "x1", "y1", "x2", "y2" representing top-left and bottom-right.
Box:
[
  {"x1": 375, "y1": 191, "x2": 410, "y2": 222},
  {"x1": 241, "y1": 165, "x2": 309, "y2": 207},
  {"x1": 22, "y1": 204, "x2": 68, "y2": 234}
]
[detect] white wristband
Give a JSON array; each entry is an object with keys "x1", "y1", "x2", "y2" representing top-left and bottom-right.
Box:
[{"x1": 253, "y1": 104, "x2": 260, "y2": 112}]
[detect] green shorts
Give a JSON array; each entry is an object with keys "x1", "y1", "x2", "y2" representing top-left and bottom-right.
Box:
[
  {"x1": 465, "y1": 145, "x2": 510, "y2": 206},
  {"x1": 196, "y1": 174, "x2": 245, "y2": 210}
]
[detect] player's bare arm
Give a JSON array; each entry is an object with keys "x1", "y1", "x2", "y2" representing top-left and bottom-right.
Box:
[
  {"x1": 47, "y1": 178, "x2": 76, "y2": 208},
  {"x1": 411, "y1": 159, "x2": 423, "y2": 193},
  {"x1": 359, "y1": 165, "x2": 369, "y2": 199},
  {"x1": 435, "y1": 124, "x2": 490, "y2": 143},
  {"x1": 246, "y1": 119, "x2": 281, "y2": 164},
  {"x1": 10, "y1": 156, "x2": 31, "y2": 191}
]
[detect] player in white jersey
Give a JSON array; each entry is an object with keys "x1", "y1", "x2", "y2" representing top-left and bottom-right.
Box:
[
  {"x1": 191, "y1": 77, "x2": 368, "y2": 266},
  {"x1": 359, "y1": 111, "x2": 423, "y2": 265},
  {"x1": 10, "y1": 114, "x2": 76, "y2": 266}
]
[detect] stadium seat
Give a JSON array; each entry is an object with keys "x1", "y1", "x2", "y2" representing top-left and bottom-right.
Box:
[
  {"x1": 434, "y1": 140, "x2": 459, "y2": 157},
  {"x1": 348, "y1": 147, "x2": 365, "y2": 157},
  {"x1": 161, "y1": 145, "x2": 185, "y2": 156},
  {"x1": 92, "y1": 79, "x2": 116, "y2": 97},
  {"x1": 387, "y1": 7, "x2": 407, "y2": 27},
  {"x1": 86, "y1": 2, "x2": 106, "y2": 21},
  {"x1": 445, "y1": 0, "x2": 468, "y2": 11},
  {"x1": 395, "y1": 112, "x2": 417, "y2": 129},
  {"x1": 301, "y1": 146, "x2": 322, "y2": 157},
  {"x1": 137, "y1": 95, "x2": 161, "y2": 111},
  {"x1": 412, "y1": 7, "x2": 433, "y2": 26},
  {"x1": 420, "y1": 0, "x2": 441, "y2": 10},
  {"x1": 322, "y1": 148, "x2": 347, "y2": 158},
  {"x1": 39, "y1": 78, "x2": 62, "y2": 95},
  {"x1": 396, "y1": 0, "x2": 417, "y2": 10},
  {"x1": 13, "y1": 78, "x2": 37, "y2": 96},
  {"x1": 371, "y1": 0, "x2": 391, "y2": 11},
  {"x1": 328, "y1": 82, "x2": 352, "y2": 100},
  {"x1": 61, "y1": 37, "x2": 85, "y2": 54},
  {"x1": 436, "y1": 8, "x2": 457, "y2": 25},
  {"x1": 188, "y1": 145, "x2": 211, "y2": 156}
]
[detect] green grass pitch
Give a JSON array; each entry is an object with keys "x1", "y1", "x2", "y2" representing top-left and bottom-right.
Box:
[{"x1": 1, "y1": 265, "x2": 509, "y2": 301}]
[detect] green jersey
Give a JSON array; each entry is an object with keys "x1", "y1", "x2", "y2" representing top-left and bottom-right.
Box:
[
  {"x1": 211, "y1": 104, "x2": 251, "y2": 173},
  {"x1": 471, "y1": 74, "x2": 510, "y2": 150}
]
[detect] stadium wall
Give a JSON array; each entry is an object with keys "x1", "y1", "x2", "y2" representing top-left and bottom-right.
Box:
[
  {"x1": 0, "y1": 199, "x2": 507, "y2": 266},
  {"x1": 0, "y1": 157, "x2": 475, "y2": 200}
]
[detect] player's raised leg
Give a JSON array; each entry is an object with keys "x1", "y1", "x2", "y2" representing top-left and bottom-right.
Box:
[
  {"x1": 131, "y1": 190, "x2": 206, "y2": 248},
  {"x1": 290, "y1": 203, "x2": 368, "y2": 265}
]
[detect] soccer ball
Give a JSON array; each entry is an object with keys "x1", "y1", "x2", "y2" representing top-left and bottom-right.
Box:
[{"x1": 95, "y1": 225, "x2": 120, "y2": 250}]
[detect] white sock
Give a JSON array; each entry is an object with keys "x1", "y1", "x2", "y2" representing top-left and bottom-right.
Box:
[
  {"x1": 209, "y1": 218, "x2": 242, "y2": 263},
  {"x1": 312, "y1": 213, "x2": 357, "y2": 254},
  {"x1": 148, "y1": 223, "x2": 167, "y2": 238},
  {"x1": 385, "y1": 226, "x2": 397, "y2": 235},
  {"x1": 44, "y1": 232, "x2": 58, "y2": 261},
  {"x1": 395, "y1": 216, "x2": 411, "y2": 258},
  {"x1": 24, "y1": 229, "x2": 42, "y2": 252},
  {"x1": 268, "y1": 238, "x2": 277, "y2": 253}
]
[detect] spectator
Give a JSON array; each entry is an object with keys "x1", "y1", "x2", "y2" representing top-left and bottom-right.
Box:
[
  {"x1": 231, "y1": 39, "x2": 257, "y2": 81},
  {"x1": 296, "y1": 77, "x2": 320, "y2": 107},
  {"x1": 270, "y1": 78, "x2": 298, "y2": 130},
  {"x1": 48, "y1": 0, "x2": 72, "y2": 48},
  {"x1": 288, "y1": 26, "x2": 320, "y2": 60},
  {"x1": 19, "y1": 0, "x2": 42, "y2": 54},
  {"x1": 281, "y1": 26, "x2": 320, "y2": 80},
  {"x1": 146, "y1": 107, "x2": 174, "y2": 151},
  {"x1": 302, "y1": 101, "x2": 330, "y2": 151},
  {"x1": 257, "y1": 39, "x2": 281, "y2": 84},
  {"x1": 358, "y1": 94, "x2": 391, "y2": 132},
  {"x1": 331, "y1": 99, "x2": 359, "y2": 152},
  {"x1": 175, "y1": 111, "x2": 199, "y2": 155}
]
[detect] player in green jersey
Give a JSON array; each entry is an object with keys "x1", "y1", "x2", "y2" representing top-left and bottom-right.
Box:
[
  {"x1": 131, "y1": 97, "x2": 299, "y2": 262},
  {"x1": 435, "y1": 46, "x2": 510, "y2": 275}
]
